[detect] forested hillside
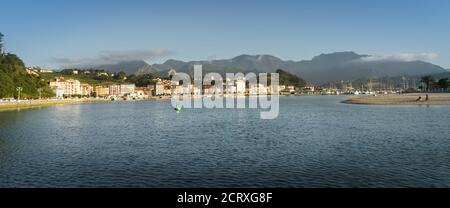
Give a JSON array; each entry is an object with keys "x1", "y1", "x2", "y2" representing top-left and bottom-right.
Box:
[{"x1": 0, "y1": 53, "x2": 53, "y2": 99}]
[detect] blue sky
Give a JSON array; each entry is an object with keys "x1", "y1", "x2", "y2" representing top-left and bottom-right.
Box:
[{"x1": 2, "y1": 0, "x2": 450, "y2": 69}]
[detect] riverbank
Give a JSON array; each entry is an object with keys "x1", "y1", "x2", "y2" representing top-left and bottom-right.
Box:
[{"x1": 343, "y1": 93, "x2": 450, "y2": 105}]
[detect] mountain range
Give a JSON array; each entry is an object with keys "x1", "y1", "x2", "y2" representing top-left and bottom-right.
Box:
[
  {"x1": 93, "y1": 60, "x2": 159, "y2": 76},
  {"x1": 90, "y1": 52, "x2": 447, "y2": 85}
]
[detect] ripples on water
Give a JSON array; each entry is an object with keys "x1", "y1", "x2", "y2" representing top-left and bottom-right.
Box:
[{"x1": 0, "y1": 96, "x2": 450, "y2": 187}]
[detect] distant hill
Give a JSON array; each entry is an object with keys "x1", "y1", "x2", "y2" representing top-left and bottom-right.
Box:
[
  {"x1": 89, "y1": 60, "x2": 160, "y2": 75},
  {"x1": 419, "y1": 71, "x2": 450, "y2": 80},
  {"x1": 292, "y1": 52, "x2": 446, "y2": 84},
  {"x1": 147, "y1": 52, "x2": 445, "y2": 85},
  {"x1": 85, "y1": 52, "x2": 447, "y2": 85}
]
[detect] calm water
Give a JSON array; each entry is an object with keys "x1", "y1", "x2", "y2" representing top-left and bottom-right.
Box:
[{"x1": 1, "y1": 96, "x2": 450, "y2": 188}]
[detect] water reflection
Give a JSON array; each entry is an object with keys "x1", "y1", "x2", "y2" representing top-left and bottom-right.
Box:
[{"x1": 0, "y1": 97, "x2": 450, "y2": 187}]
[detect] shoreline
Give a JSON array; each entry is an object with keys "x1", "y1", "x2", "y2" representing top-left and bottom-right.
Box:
[
  {"x1": 0, "y1": 96, "x2": 176, "y2": 112},
  {"x1": 0, "y1": 98, "x2": 111, "y2": 112},
  {"x1": 343, "y1": 93, "x2": 450, "y2": 105},
  {"x1": 6, "y1": 93, "x2": 444, "y2": 112},
  {"x1": 0, "y1": 94, "x2": 295, "y2": 112}
]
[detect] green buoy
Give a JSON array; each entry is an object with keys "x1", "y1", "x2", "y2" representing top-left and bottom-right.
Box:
[{"x1": 174, "y1": 105, "x2": 182, "y2": 113}]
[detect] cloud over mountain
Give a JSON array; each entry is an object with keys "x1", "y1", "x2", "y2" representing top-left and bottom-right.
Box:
[
  {"x1": 145, "y1": 52, "x2": 446, "y2": 85},
  {"x1": 59, "y1": 51, "x2": 446, "y2": 85},
  {"x1": 51, "y1": 49, "x2": 172, "y2": 68},
  {"x1": 359, "y1": 53, "x2": 438, "y2": 62}
]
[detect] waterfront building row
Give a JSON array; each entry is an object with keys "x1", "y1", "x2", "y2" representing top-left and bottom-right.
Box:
[{"x1": 48, "y1": 76, "x2": 318, "y2": 99}]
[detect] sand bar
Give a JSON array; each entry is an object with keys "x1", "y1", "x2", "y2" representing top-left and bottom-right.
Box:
[{"x1": 343, "y1": 93, "x2": 450, "y2": 105}]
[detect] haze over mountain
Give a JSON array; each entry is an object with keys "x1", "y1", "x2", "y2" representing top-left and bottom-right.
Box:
[
  {"x1": 89, "y1": 52, "x2": 447, "y2": 85},
  {"x1": 91, "y1": 60, "x2": 158, "y2": 75}
]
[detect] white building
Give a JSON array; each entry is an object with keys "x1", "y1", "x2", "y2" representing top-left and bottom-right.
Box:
[
  {"x1": 287, "y1": 86, "x2": 295, "y2": 93},
  {"x1": 193, "y1": 86, "x2": 202, "y2": 95},
  {"x1": 247, "y1": 83, "x2": 259, "y2": 95},
  {"x1": 120, "y1": 84, "x2": 135, "y2": 96},
  {"x1": 236, "y1": 80, "x2": 246, "y2": 95},
  {"x1": 154, "y1": 79, "x2": 172, "y2": 96},
  {"x1": 109, "y1": 85, "x2": 121, "y2": 97},
  {"x1": 49, "y1": 77, "x2": 81, "y2": 97},
  {"x1": 107, "y1": 84, "x2": 135, "y2": 97},
  {"x1": 226, "y1": 85, "x2": 237, "y2": 94},
  {"x1": 173, "y1": 85, "x2": 191, "y2": 95},
  {"x1": 257, "y1": 84, "x2": 269, "y2": 95},
  {"x1": 154, "y1": 81, "x2": 166, "y2": 96}
]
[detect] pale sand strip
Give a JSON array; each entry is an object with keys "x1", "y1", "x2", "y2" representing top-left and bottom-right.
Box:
[
  {"x1": 343, "y1": 93, "x2": 450, "y2": 105},
  {"x1": 0, "y1": 98, "x2": 110, "y2": 112},
  {"x1": 0, "y1": 96, "x2": 176, "y2": 112}
]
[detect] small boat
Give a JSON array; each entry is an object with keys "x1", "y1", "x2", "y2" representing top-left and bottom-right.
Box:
[{"x1": 174, "y1": 106, "x2": 182, "y2": 113}]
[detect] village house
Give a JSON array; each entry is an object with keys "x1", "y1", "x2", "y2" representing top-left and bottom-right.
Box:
[
  {"x1": 301, "y1": 86, "x2": 315, "y2": 94},
  {"x1": 25, "y1": 67, "x2": 53, "y2": 75},
  {"x1": 236, "y1": 80, "x2": 246, "y2": 95},
  {"x1": 247, "y1": 84, "x2": 259, "y2": 95},
  {"x1": 154, "y1": 79, "x2": 172, "y2": 96},
  {"x1": 97, "y1": 72, "x2": 109, "y2": 77},
  {"x1": 257, "y1": 84, "x2": 270, "y2": 95},
  {"x1": 192, "y1": 85, "x2": 202, "y2": 96},
  {"x1": 25, "y1": 68, "x2": 39, "y2": 76},
  {"x1": 154, "y1": 81, "x2": 165, "y2": 96},
  {"x1": 134, "y1": 87, "x2": 148, "y2": 99},
  {"x1": 226, "y1": 85, "x2": 237, "y2": 94}
]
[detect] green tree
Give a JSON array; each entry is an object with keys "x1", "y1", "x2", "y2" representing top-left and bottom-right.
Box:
[
  {"x1": 60, "y1": 69, "x2": 76, "y2": 75},
  {"x1": 129, "y1": 74, "x2": 156, "y2": 87},
  {"x1": 0, "y1": 53, "x2": 54, "y2": 99},
  {"x1": 421, "y1": 75, "x2": 435, "y2": 92},
  {"x1": 115, "y1": 71, "x2": 127, "y2": 81},
  {"x1": 438, "y1": 78, "x2": 450, "y2": 90},
  {"x1": 95, "y1": 74, "x2": 110, "y2": 81},
  {"x1": 276, "y1": 69, "x2": 307, "y2": 88}
]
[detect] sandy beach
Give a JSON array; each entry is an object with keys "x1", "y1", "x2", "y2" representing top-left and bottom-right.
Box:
[{"x1": 343, "y1": 93, "x2": 450, "y2": 105}]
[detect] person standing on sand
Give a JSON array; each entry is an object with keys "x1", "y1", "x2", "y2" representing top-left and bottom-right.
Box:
[{"x1": 426, "y1": 94, "x2": 429, "y2": 101}]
